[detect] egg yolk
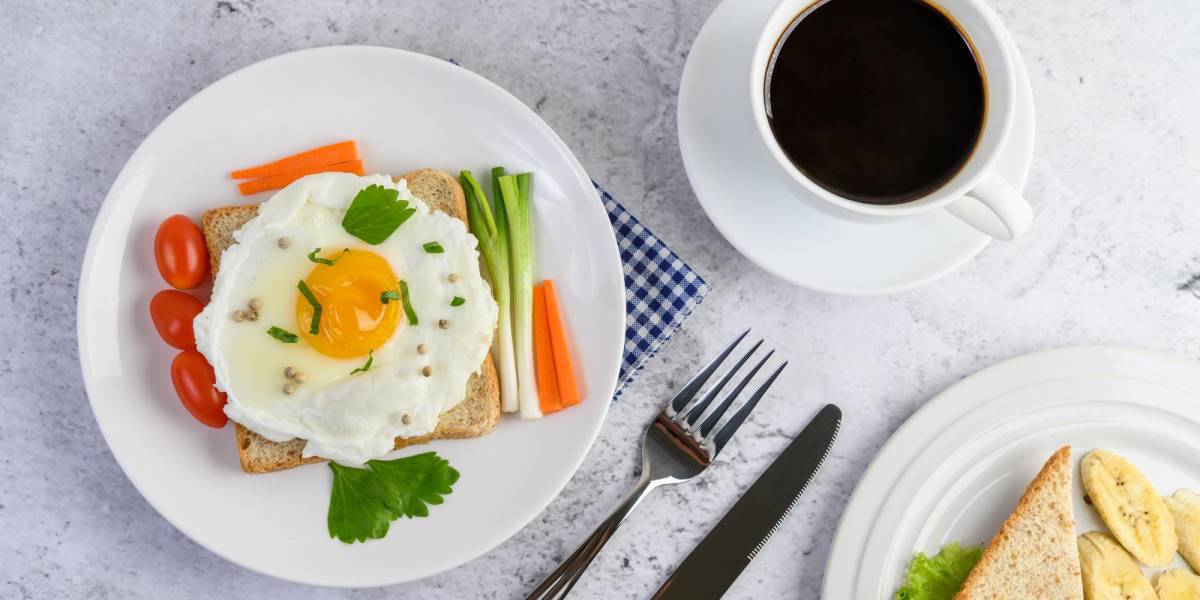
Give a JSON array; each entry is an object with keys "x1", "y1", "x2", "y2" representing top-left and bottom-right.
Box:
[{"x1": 296, "y1": 249, "x2": 400, "y2": 359}]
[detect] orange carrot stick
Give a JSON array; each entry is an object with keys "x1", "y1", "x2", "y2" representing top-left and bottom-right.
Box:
[
  {"x1": 542, "y1": 280, "x2": 580, "y2": 407},
  {"x1": 236, "y1": 159, "x2": 364, "y2": 196},
  {"x1": 533, "y1": 283, "x2": 563, "y2": 415},
  {"x1": 230, "y1": 141, "x2": 358, "y2": 179}
]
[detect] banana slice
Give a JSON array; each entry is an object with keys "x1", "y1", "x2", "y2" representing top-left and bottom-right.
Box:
[
  {"x1": 1080, "y1": 449, "x2": 1177, "y2": 566},
  {"x1": 1164, "y1": 489, "x2": 1200, "y2": 571},
  {"x1": 1077, "y1": 532, "x2": 1157, "y2": 600},
  {"x1": 1154, "y1": 569, "x2": 1200, "y2": 600}
]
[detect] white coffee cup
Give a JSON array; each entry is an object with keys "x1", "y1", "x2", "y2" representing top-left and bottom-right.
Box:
[{"x1": 749, "y1": 0, "x2": 1032, "y2": 240}]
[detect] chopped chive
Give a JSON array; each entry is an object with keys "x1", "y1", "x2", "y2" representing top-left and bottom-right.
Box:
[
  {"x1": 266, "y1": 326, "x2": 299, "y2": 343},
  {"x1": 350, "y1": 350, "x2": 374, "y2": 375},
  {"x1": 307, "y1": 247, "x2": 349, "y2": 266},
  {"x1": 297, "y1": 280, "x2": 322, "y2": 334},
  {"x1": 380, "y1": 289, "x2": 400, "y2": 304},
  {"x1": 422, "y1": 241, "x2": 444, "y2": 254},
  {"x1": 399, "y1": 280, "x2": 418, "y2": 325},
  {"x1": 450, "y1": 296, "x2": 466, "y2": 307}
]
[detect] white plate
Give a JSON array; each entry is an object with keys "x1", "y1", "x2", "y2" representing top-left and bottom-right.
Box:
[
  {"x1": 678, "y1": 0, "x2": 1035, "y2": 295},
  {"x1": 77, "y1": 46, "x2": 625, "y2": 588},
  {"x1": 824, "y1": 346, "x2": 1200, "y2": 598}
]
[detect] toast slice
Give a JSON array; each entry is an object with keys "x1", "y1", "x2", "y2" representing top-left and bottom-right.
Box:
[
  {"x1": 954, "y1": 446, "x2": 1083, "y2": 599},
  {"x1": 201, "y1": 168, "x2": 501, "y2": 474}
]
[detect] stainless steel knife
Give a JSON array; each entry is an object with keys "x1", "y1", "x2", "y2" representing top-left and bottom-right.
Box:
[{"x1": 651, "y1": 403, "x2": 841, "y2": 600}]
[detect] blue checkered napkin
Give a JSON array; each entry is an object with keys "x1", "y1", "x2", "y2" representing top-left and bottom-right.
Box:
[{"x1": 596, "y1": 184, "x2": 711, "y2": 397}]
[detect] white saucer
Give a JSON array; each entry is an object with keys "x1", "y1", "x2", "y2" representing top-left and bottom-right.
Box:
[
  {"x1": 822, "y1": 346, "x2": 1200, "y2": 597},
  {"x1": 678, "y1": 0, "x2": 1035, "y2": 295}
]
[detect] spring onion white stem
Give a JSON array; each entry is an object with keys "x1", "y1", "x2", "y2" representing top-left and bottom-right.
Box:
[
  {"x1": 460, "y1": 170, "x2": 519, "y2": 413},
  {"x1": 499, "y1": 172, "x2": 541, "y2": 419}
]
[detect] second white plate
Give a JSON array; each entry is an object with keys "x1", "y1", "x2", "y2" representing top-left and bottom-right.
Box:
[{"x1": 823, "y1": 346, "x2": 1200, "y2": 597}]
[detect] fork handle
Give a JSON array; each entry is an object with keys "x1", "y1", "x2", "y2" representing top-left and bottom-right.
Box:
[{"x1": 525, "y1": 473, "x2": 658, "y2": 599}]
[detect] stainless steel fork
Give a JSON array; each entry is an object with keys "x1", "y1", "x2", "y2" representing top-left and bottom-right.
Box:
[{"x1": 524, "y1": 329, "x2": 785, "y2": 600}]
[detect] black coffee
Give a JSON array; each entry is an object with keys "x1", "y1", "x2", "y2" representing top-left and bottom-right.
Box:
[{"x1": 766, "y1": 0, "x2": 985, "y2": 205}]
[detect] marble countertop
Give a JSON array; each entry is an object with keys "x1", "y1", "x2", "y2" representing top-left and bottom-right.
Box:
[{"x1": 4, "y1": 0, "x2": 1200, "y2": 598}]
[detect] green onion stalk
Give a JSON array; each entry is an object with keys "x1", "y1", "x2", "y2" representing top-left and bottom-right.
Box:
[
  {"x1": 498, "y1": 172, "x2": 541, "y2": 419},
  {"x1": 460, "y1": 170, "x2": 519, "y2": 413}
]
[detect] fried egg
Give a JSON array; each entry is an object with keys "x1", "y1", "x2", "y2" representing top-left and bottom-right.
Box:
[{"x1": 193, "y1": 173, "x2": 498, "y2": 465}]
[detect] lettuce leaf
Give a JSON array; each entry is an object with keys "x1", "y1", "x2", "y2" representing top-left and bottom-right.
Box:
[{"x1": 895, "y1": 542, "x2": 983, "y2": 600}]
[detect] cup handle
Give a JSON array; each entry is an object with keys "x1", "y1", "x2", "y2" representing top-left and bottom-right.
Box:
[{"x1": 945, "y1": 171, "x2": 1033, "y2": 240}]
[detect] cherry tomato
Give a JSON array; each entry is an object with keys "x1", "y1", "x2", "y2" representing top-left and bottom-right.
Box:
[
  {"x1": 170, "y1": 350, "x2": 228, "y2": 428},
  {"x1": 150, "y1": 290, "x2": 204, "y2": 349},
  {"x1": 154, "y1": 215, "x2": 208, "y2": 289}
]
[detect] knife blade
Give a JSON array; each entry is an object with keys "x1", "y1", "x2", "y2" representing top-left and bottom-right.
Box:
[{"x1": 651, "y1": 404, "x2": 841, "y2": 600}]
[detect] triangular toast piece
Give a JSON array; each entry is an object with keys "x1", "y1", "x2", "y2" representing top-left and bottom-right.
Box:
[{"x1": 954, "y1": 446, "x2": 1083, "y2": 599}]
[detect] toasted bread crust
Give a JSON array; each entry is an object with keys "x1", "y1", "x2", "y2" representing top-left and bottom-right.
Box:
[
  {"x1": 233, "y1": 354, "x2": 500, "y2": 473},
  {"x1": 200, "y1": 204, "x2": 258, "y2": 275},
  {"x1": 203, "y1": 168, "x2": 500, "y2": 474},
  {"x1": 954, "y1": 446, "x2": 1083, "y2": 599}
]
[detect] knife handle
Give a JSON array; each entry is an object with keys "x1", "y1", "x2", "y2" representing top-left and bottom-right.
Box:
[{"x1": 525, "y1": 473, "x2": 658, "y2": 599}]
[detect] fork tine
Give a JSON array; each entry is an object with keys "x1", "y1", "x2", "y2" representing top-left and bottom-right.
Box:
[
  {"x1": 697, "y1": 349, "x2": 774, "y2": 436},
  {"x1": 710, "y1": 361, "x2": 787, "y2": 456},
  {"x1": 667, "y1": 329, "x2": 750, "y2": 414},
  {"x1": 680, "y1": 340, "x2": 764, "y2": 426}
]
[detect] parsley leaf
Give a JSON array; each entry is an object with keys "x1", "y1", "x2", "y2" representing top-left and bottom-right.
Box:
[
  {"x1": 341, "y1": 185, "x2": 416, "y2": 245},
  {"x1": 326, "y1": 452, "x2": 460, "y2": 543},
  {"x1": 399, "y1": 280, "x2": 418, "y2": 325},
  {"x1": 367, "y1": 452, "x2": 460, "y2": 518},
  {"x1": 266, "y1": 326, "x2": 299, "y2": 343},
  {"x1": 380, "y1": 289, "x2": 400, "y2": 304},
  {"x1": 450, "y1": 296, "x2": 466, "y2": 307},
  {"x1": 297, "y1": 280, "x2": 322, "y2": 334},
  {"x1": 350, "y1": 350, "x2": 374, "y2": 375},
  {"x1": 422, "y1": 241, "x2": 444, "y2": 253},
  {"x1": 307, "y1": 247, "x2": 349, "y2": 266},
  {"x1": 326, "y1": 462, "x2": 402, "y2": 543}
]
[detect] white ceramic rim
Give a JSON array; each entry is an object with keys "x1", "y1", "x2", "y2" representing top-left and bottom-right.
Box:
[
  {"x1": 821, "y1": 346, "x2": 1200, "y2": 597},
  {"x1": 76, "y1": 45, "x2": 625, "y2": 587},
  {"x1": 748, "y1": 0, "x2": 1018, "y2": 217}
]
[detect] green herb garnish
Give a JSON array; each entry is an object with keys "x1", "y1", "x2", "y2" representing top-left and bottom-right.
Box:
[
  {"x1": 422, "y1": 241, "x2": 444, "y2": 254},
  {"x1": 327, "y1": 452, "x2": 460, "y2": 543},
  {"x1": 450, "y1": 296, "x2": 465, "y2": 307},
  {"x1": 368, "y1": 453, "x2": 459, "y2": 518},
  {"x1": 307, "y1": 247, "x2": 349, "y2": 266},
  {"x1": 895, "y1": 542, "x2": 982, "y2": 600},
  {"x1": 341, "y1": 185, "x2": 416, "y2": 245},
  {"x1": 266, "y1": 326, "x2": 299, "y2": 343},
  {"x1": 350, "y1": 350, "x2": 374, "y2": 375},
  {"x1": 399, "y1": 280, "x2": 418, "y2": 325},
  {"x1": 297, "y1": 280, "x2": 322, "y2": 334},
  {"x1": 380, "y1": 290, "x2": 400, "y2": 304},
  {"x1": 327, "y1": 462, "x2": 400, "y2": 543}
]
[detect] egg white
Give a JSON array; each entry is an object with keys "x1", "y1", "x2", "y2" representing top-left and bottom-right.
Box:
[{"x1": 193, "y1": 173, "x2": 498, "y2": 465}]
